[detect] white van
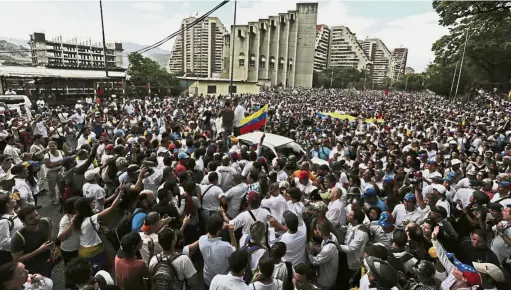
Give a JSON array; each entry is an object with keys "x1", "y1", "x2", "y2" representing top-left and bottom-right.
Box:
[{"x1": 0, "y1": 95, "x2": 32, "y2": 112}]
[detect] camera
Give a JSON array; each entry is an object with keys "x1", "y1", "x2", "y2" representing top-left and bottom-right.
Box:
[{"x1": 408, "y1": 171, "x2": 422, "y2": 184}]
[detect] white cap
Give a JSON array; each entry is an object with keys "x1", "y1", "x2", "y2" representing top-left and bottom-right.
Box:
[
  {"x1": 473, "y1": 262, "x2": 505, "y2": 282},
  {"x1": 451, "y1": 159, "x2": 462, "y2": 166},
  {"x1": 432, "y1": 184, "x2": 447, "y2": 195},
  {"x1": 84, "y1": 167, "x2": 101, "y2": 181}
]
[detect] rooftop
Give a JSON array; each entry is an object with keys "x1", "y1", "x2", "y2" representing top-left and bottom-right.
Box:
[{"x1": 0, "y1": 66, "x2": 126, "y2": 79}]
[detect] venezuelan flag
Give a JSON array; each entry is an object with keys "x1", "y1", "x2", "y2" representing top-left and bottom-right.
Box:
[{"x1": 239, "y1": 104, "x2": 268, "y2": 134}]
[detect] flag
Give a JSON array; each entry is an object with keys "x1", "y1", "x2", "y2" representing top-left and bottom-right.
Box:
[{"x1": 239, "y1": 104, "x2": 268, "y2": 134}]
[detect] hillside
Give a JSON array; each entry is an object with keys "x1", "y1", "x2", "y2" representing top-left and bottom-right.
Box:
[{"x1": 0, "y1": 39, "x2": 31, "y2": 65}]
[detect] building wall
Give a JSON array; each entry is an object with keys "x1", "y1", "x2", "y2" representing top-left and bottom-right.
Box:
[
  {"x1": 168, "y1": 17, "x2": 227, "y2": 77},
  {"x1": 180, "y1": 79, "x2": 260, "y2": 96},
  {"x1": 223, "y1": 3, "x2": 317, "y2": 88},
  {"x1": 29, "y1": 32, "x2": 123, "y2": 70},
  {"x1": 328, "y1": 26, "x2": 370, "y2": 71},
  {"x1": 391, "y1": 48, "x2": 408, "y2": 79},
  {"x1": 314, "y1": 25, "x2": 330, "y2": 72},
  {"x1": 360, "y1": 38, "x2": 394, "y2": 85}
]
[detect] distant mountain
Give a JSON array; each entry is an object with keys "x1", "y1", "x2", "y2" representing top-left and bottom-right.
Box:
[
  {"x1": 0, "y1": 39, "x2": 31, "y2": 65},
  {"x1": 0, "y1": 37, "x2": 171, "y2": 69}
]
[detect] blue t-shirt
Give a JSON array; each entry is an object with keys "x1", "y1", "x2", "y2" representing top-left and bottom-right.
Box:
[
  {"x1": 369, "y1": 197, "x2": 388, "y2": 212},
  {"x1": 131, "y1": 208, "x2": 147, "y2": 232},
  {"x1": 310, "y1": 147, "x2": 331, "y2": 161}
]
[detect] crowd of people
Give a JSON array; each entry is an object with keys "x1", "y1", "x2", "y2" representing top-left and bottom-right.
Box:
[{"x1": 0, "y1": 87, "x2": 510, "y2": 290}]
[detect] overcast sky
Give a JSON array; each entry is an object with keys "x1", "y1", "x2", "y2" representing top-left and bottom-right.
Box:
[{"x1": 0, "y1": 0, "x2": 449, "y2": 72}]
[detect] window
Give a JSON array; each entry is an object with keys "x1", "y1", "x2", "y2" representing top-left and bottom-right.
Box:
[
  {"x1": 260, "y1": 55, "x2": 266, "y2": 68},
  {"x1": 229, "y1": 85, "x2": 237, "y2": 94},
  {"x1": 270, "y1": 56, "x2": 275, "y2": 69},
  {"x1": 239, "y1": 52, "x2": 245, "y2": 67},
  {"x1": 207, "y1": 85, "x2": 216, "y2": 94},
  {"x1": 278, "y1": 57, "x2": 284, "y2": 70},
  {"x1": 249, "y1": 54, "x2": 256, "y2": 68},
  {"x1": 288, "y1": 58, "x2": 293, "y2": 71}
]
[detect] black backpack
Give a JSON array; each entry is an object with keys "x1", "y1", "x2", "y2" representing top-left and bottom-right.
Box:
[
  {"x1": 112, "y1": 208, "x2": 147, "y2": 249},
  {"x1": 0, "y1": 216, "x2": 15, "y2": 232},
  {"x1": 151, "y1": 253, "x2": 188, "y2": 290},
  {"x1": 240, "y1": 235, "x2": 263, "y2": 284},
  {"x1": 325, "y1": 241, "x2": 343, "y2": 288}
]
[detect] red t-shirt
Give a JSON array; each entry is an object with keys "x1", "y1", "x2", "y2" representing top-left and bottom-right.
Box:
[{"x1": 114, "y1": 256, "x2": 148, "y2": 290}]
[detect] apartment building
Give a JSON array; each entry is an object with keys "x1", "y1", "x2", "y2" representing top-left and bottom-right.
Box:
[
  {"x1": 29, "y1": 32, "x2": 123, "y2": 69},
  {"x1": 327, "y1": 26, "x2": 371, "y2": 71},
  {"x1": 391, "y1": 47, "x2": 408, "y2": 79},
  {"x1": 222, "y1": 3, "x2": 318, "y2": 88},
  {"x1": 168, "y1": 17, "x2": 227, "y2": 78},
  {"x1": 359, "y1": 38, "x2": 394, "y2": 85},
  {"x1": 314, "y1": 24, "x2": 330, "y2": 72}
]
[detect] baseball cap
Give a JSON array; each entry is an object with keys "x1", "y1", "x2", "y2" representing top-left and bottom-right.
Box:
[
  {"x1": 127, "y1": 164, "x2": 141, "y2": 174},
  {"x1": 451, "y1": 159, "x2": 462, "y2": 166},
  {"x1": 487, "y1": 202, "x2": 503, "y2": 212},
  {"x1": 297, "y1": 170, "x2": 309, "y2": 180},
  {"x1": 178, "y1": 152, "x2": 189, "y2": 159},
  {"x1": 105, "y1": 144, "x2": 114, "y2": 151},
  {"x1": 383, "y1": 177, "x2": 395, "y2": 185},
  {"x1": 469, "y1": 179, "x2": 482, "y2": 187},
  {"x1": 247, "y1": 191, "x2": 261, "y2": 206},
  {"x1": 84, "y1": 167, "x2": 101, "y2": 181},
  {"x1": 363, "y1": 187, "x2": 378, "y2": 198},
  {"x1": 378, "y1": 217, "x2": 393, "y2": 228},
  {"x1": 432, "y1": 184, "x2": 447, "y2": 195},
  {"x1": 404, "y1": 193, "x2": 416, "y2": 201},
  {"x1": 498, "y1": 181, "x2": 511, "y2": 190},
  {"x1": 473, "y1": 262, "x2": 506, "y2": 283}
]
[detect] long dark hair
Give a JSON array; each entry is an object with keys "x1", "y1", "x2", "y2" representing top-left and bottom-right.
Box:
[
  {"x1": 0, "y1": 261, "x2": 18, "y2": 289},
  {"x1": 72, "y1": 200, "x2": 94, "y2": 233}
]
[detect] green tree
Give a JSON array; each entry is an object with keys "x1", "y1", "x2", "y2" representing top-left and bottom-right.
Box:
[
  {"x1": 127, "y1": 52, "x2": 181, "y2": 95},
  {"x1": 431, "y1": 1, "x2": 511, "y2": 92},
  {"x1": 312, "y1": 67, "x2": 368, "y2": 89},
  {"x1": 392, "y1": 73, "x2": 426, "y2": 91}
]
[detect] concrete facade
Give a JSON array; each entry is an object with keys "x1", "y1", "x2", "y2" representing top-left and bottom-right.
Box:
[
  {"x1": 29, "y1": 32, "x2": 123, "y2": 69},
  {"x1": 391, "y1": 48, "x2": 408, "y2": 79},
  {"x1": 359, "y1": 38, "x2": 394, "y2": 86},
  {"x1": 327, "y1": 26, "x2": 370, "y2": 71},
  {"x1": 177, "y1": 77, "x2": 260, "y2": 96},
  {"x1": 314, "y1": 24, "x2": 330, "y2": 72},
  {"x1": 222, "y1": 3, "x2": 318, "y2": 88},
  {"x1": 168, "y1": 17, "x2": 228, "y2": 78}
]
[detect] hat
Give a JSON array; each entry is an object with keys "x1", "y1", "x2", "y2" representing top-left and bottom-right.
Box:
[
  {"x1": 95, "y1": 270, "x2": 115, "y2": 287},
  {"x1": 116, "y1": 157, "x2": 129, "y2": 169},
  {"x1": 297, "y1": 170, "x2": 309, "y2": 180},
  {"x1": 427, "y1": 160, "x2": 438, "y2": 166},
  {"x1": 469, "y1": 179, "x2": 482, "y2": 187},
  {"x1": 177, "y1": 152, "x2": 189, "y2": 159},
  {"x1": 378, "y1": 217, "x2": 393, "y2": 228},
  {"x1": 282, "y1": 210, "x2": 299, "y2": 226},
  {"x1": 432, "y1": 184, "x2": 447, "y2": 195},
  {"x1": 498, "y1": 181, "x2": 511, "y2": 190},
  {"x1": 127, "y1": 164, "x2": 141, "y2": 174},
  {"x1": 363, "y1": 187, "x2": 378, "y2": 198},
  {"x1": 473, "y1": 262, "x2": 506, "y2": 282},
  {"x1": 157, "y1": 147, "x2": 169, "y2": 155},
  {"x1": 279, "y1": 181, "x2": 290, "y2": 190},
  {"x1": 487, "y1": 202, "x2": 503, "y2": 212},
  {"x1": 310, "y1": 201, "x2": 329, "y2": 213},
  {"x1": 105, "y1": 144, "x2": 114, "y2": 151},
  {"x1": 451, "y1": 159, "x2": 462, "y2": 166},
  {"x1": 144, "y1": 212, "x2": 160, "y2": 226},
  {"x1": 383, "y1": 177, "x2": 395, "y2": 185},
  {"x1": 404, "y1": 193, "x2": 416, "y2": 201},
  {"x1": 364, "y1": 256, "x2": 398, "y2": 289},
  {"x1": 84, "y1": 167, "x2": 100, "y2": 181},
  {"x1": 247, "y1": 191, "x2": 261, "y2": 205}
]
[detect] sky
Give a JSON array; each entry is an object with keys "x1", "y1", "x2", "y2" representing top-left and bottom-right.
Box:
[{"x1": 0, "y1": 0, "x2": 449, "y2": 72}]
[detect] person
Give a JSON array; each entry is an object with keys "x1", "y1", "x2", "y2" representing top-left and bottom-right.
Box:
[
  {"x1": 11, "y1": 165, "x2": 34, "y2": 208},
  {"x1": 0, "y1": 193, "x2": 22, "y2": 265},
  {"x1": 239, "y1": 221, "x2": 269, "y2": 279},
  {"x1": 131, "y1": 189, "x2": 156, "y2": 232},
  {"x1": 199, "y1": 214, "x2": 236, "y2": 289},
  {"x1": 0, "y1": 261, "x2": 53, "y2": 290},
  {"x1": 233, "y1": 98, "x2": 246, "y2": 136},
  {"x1": 138, "y1": 211, "x2": 171, "y2": 263},
  {"x1": 64, "y1": 257, "x2": 98, "y2": 290},
  {"x1": 3, "y1": 135, "x2": 22, "y2": 165},
  {"x1": 209, "y1": 250, "x2": 251, "y2": 290},
  {"x1": 56, "y1": 197, "x2": 80, "y2": 265},
  {"x1": 148, "y1": 227, "x2": 197, "y2": 289},
  {"x1": 82, "y1": 168, "x2": 106, "y2": 213},
  {"x1": 199, "y1": 172, "x2": 226, "y2": 232},
  {"x1": 218, "y1": 101, "x2": 235, "y2": 138},
  {"x1": 223, "y1": 191, "x2": 270, "y2": 237},
  {"x1": 292, "y1": 263, "x2": 318, "y2": 290},
  {"x1": 43, "y1": 141, "x2": 63, "y2": 205},
  {"x1": 114, "y1": 232, "x2": 149, "y2": 290},
  {"x1": 364, "y1": 256, "x2": 399, "y2": 290},
  {"x1": 250, "y1": 256, "x2": 283, "y2": 290},
  {"x1": 269, "y1": 242, "x2": 293, "y2": 290},
  {"x1": 307, "y1": 219, "x2": 339, "y2": 289},
  {"x1": 490, "y1": 204, "x2": 511, "y2": 263},
  {"x1": 10, "y1": 205, "x2": 53, "y2": 277}
]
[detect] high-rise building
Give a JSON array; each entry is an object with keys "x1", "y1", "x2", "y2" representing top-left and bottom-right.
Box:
[
  {"x1": 327, "y1": 26, "x2": 370, "y2": 71},
  {"x1": 391, "y1": 48, "x2": 408, "y2": 79},
  {"x1": 222, "y1": 3, "x2": 318, "y2": 88},
  {"x1": 359, "y1": 38, "x2": 394, "y2": 86},
  {"x1": 29, "y1": 32, "x2": 123, "y2": 69},
  {"x1": 168, "y1": 17, "x2": 228, "y2": 78},
  {"x1": 314, "y1": 24, "x2": 330, "y2": 72}
]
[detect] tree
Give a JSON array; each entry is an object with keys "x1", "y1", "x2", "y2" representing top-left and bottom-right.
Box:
[
  {"x1": 391, "y1": 73, "x2": 426, "y2": 91},
  {"x1": 431, "y1": 1, "x2": 511, "y2": 93},
  {"x1": 312, "y1": 67, "x2": 368, "y2": 89},
  {"x1": 127, "y1": 53, "x2": 181, "y2": 95}
]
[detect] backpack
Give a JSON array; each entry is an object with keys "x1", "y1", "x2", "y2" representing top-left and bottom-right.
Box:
[
  {"x1": 151, "y1": 253, "x2": 188, "y2": 290},
  {"x1": 0, "y1": 216, "x2": 15, "y2": 232},
  {"x1": 58, "y1": 167, "x2": 75, "y2": 202},
  {"x1": 241, "y1": 235, "x2": 263, "y2": 284},
  {"x1": 325, "y1": 241, "x2": 343, "y2": 288},
  {"x1": 112, "y1": 208, "x2": 147, "y2": 249}
]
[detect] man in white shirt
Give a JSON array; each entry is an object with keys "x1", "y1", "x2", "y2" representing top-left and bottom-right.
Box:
[
  {"x1": 11, "y1": 165, "x2": 34, "y2": 207},
  {"x1": 223, "y1": 175, "x2": 248, "y2": 219},
  {"x1": 83, "y1": 168, "x2": 106, "y2": 212},
  {"x1": 4, "y1": 88, "x2": 16, "y2": 95},
  {"x1": 199, "y1": 172, "x2": 227, "y2": 232},
  {"x1": 232, "y1": 99, "x2": 246, "y2": 136},
  {"x1": 3, "y1": 136, "x2": 22, "y2": 165},
  {"x1": 221, "y1": 191, "x2": 270, "y2": 236},
  {"x1": 307, "y1": 220, "x2": 339, "y2": 289},
  {"x1": 261, "y1": 183, "x2": 287, "y2": 223},
  {"x1": 209, "y1": 250, "x2": 250, "y2": 290},
  {"x1": 278, "y1": 211, "x2": 307, "y2": 265},
  {"x1": 392, "y1": 193, "x2": 424, "y2": 227},
  {"x1": 217, "y1": 156, "x2": 238, "y2": 192},
  {"x1": 326, "y1": 187, "x2": 346, "y2": 228}
]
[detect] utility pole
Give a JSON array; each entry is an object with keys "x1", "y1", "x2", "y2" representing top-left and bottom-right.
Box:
[
  {"x1": 99, "y1": 0, "x2": 108, "y2": 78},
  {"x1": 229, "y1": 0, "x2": 237, "y2": 98},
  {"x1": 404, "y1": 76, "x2": 409, "y2": 91},
  {"x1": 330, "y1": 68, "x2": 334, "y2": 87},
  {"x1": 449, "y1": 61, "x2": 459, "y2": 100},
  {"x1": 455, "y1": 28, "x2": 471, "y2": 98}
]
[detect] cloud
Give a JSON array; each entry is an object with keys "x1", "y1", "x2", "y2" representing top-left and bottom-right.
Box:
[{"x1": 132, "y1": 2, "x2": 165, "y2": 12}]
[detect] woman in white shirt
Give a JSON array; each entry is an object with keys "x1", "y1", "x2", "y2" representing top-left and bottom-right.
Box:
[
  {"x1": 65, "y1": 188, "x2": 122, "y2": 275},
  {"x1": 250, "y1": 257, "x2": 283, "y2": 290},
  {"x1": 44, "y1": 141, "x2": 64, "y2": 205},
  {"x1": 0, "y1": 193, "x2": 23, "y2": 265},
  {"x1": 56, "y1": 197, "x2": 80, "y2": 264}
]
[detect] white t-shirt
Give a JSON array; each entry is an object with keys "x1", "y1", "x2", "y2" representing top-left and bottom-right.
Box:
[
  {"x1": 200, "y1": 184, "x2": 225, "y2": 211},
  {"x1": 250, "y1": 279, "x2": 283, "y2": 290},
  {"x1": 148, "y1": 253, "x2": 197, "y2": 283},
  {"x1": 261, "y1": 195, "x2": 287, "y2": 223},
  {"x1": 140, "y1": 232, "x2": 162, "y2": 264},
  {"x1": 230, "y1": 208, "x2": 270, "y2": 235},
  {"x1": 57, "y1": 214, "x2": 80, "y2": 252},
  {"x1": 240, "y1": 234, "x2": 268, "y2": 273},
  {"x1": 279, "y1": 223, "x2": 307, "y2": 265},
  {"x1": 79, "y1": 214, "x2": 102, "y2": 247},
  {"x1": 82, "y1": 183, "x2": 105, "y2": 212}
]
